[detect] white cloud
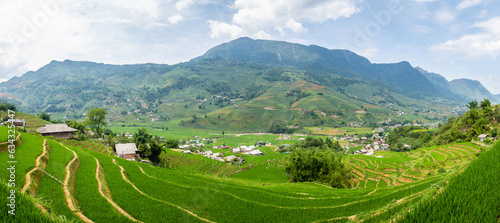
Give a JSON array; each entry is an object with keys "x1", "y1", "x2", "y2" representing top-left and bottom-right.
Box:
[
  {"x1": 175, "y1": 0, "x2": 194, "y2": 11},
  {"x1": 356, "y1": 46, "x2": 379, "y2": 59},
  {"x1": 168, "y1": 15, "x2": 184, "y2": 24},
  {"x1": 208, "y1": 0, "x2": 360, "y2": 39},
  {"x1": 286, "y1": 19, "x2": 306, "y2": 33},
  {"x1": 434, "y1": 9, "x2": 455, "y2": 25},
  {"x1": 474, "y1": 17, "x2": 500, "y2": 35},
  {"x1": 207, "y1": 20, "x2": 246, "y2": 39},
  {"x1": 431, "y1": 17, "x2": 500, "y2": 58},
  {"x1": 0, "y1": 0, "x2": 200, "y2": 81},
  {"x1": 456, "y1": 0, "x2": 485, "y2": 11}
]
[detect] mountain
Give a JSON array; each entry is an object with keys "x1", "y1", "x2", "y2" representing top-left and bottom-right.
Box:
[
  {"x1": 0, "y1": 38, "x2": 469, "y2": 130},
  {"x1": 196, "y1": 37, "x2": 441, "y2": 99},
  {"x1": 416, "y1": 67, "x2": 499, "y2": 104},
  {"x1": 415, "y1": 67, "x2": 450, "y2": 89},
  {"x1": 415, "y1": 67, "x2": 466, "y2": 102},
  {"x1": 448, "y1": 79, "x2": 500, "y2": 103}
]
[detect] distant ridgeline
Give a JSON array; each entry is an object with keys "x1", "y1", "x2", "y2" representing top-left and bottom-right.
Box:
[{"x1": 1, "y1": 38, "x2": 499, "y2": 130}]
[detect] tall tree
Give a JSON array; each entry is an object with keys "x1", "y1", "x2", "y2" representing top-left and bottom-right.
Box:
[
  {"x1": 466, "y1": 100, "x2": 478, "y2": 110},
  {"x1": 148, "y1": 140, "x2": 163, "y2": 164},
  {"x1": 480, "y1": 99, "x2": 491, "y2": 109},
  {"x1": 65, "y1": 120, "x2": 85, "y2": 134},
  {"x1": 133, "y1": 128, "x2": 152, "y2": 146},
  {"x1": 85, "y1": 108, "x2": 107, "y2": 137},
  {"x1": 38, "y1": 112, "x2": 51, "y2": 122}
]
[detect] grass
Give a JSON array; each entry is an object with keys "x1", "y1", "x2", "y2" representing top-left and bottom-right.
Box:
[
  {"x1": 0, "y1": 181, "x2": 55, "y2": 222},
  {"x1": 304, "y1": 126, "x2": 374, "y2": 136},
  {"x1": 87, "y1": 150, "x2": 204, "y2": 222},
  {"x1": 0, "y1": 111, "x2": 50, "y2": 130},
  {"x1": 230, "y1": 163, "x2": 287, "y2": 183},
  {"x1": 71, "y1": 144, "x2": 133, "y2": 223},
  {"x1": 400, "y1": 141, "x2": 500, "y2": 222},
  {"x1": 0, "y1": 126, "x2": 10, "y2": 142},
  {"x1": 0, "y1": 131, "x2": 488, "y2": 222},
  {"x1": 36, "y1": 140, "x2": 81, "y2": 222},
  {"x1": 0, "y1": 132, "x2": 44, "y2": 189}
]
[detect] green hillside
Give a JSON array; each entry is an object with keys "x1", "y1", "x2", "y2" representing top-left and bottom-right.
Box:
[
  {"x1": 0, "y1": 111, "x2": 50, "y2": 130},
  {"x1": 417, "y1": 67, "x2": 499, "y2": 104},
  {"x1": 430, "y1": 101, "x2": 499, "y2": 145},
  {"x1": 401, "y1": 141, "x2": 500, "y2": 222},
  {"x1": 196, "y1": 38, "x2": 442, "y2": 98},
  {"x1": 0, "y1": 125, "x2": 492, "y2": 222},
  {"x1": 0, "y1": 38, "x2": 478, "y2": 131}
]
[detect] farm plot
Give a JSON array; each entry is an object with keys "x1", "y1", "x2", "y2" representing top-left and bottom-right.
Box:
[
  {"x1": 117, "y1": 156, "x2": 442, "y2": 222},
  {"x1": 161, "y1": 150, "x2": 237, "y2": 176},
  {"x1": 89, "y1": 150, "x2": 205, "y2": 222},
  {"x1": 35, "y1": 140, "x2": 81, "y2": 222},
  {"x1": 0, "y1": 132, "x2": 44, "y2": 189},
  {"x1": 119, "y1": 155, "x2": 442, "y2": 221},
  {"x1": 71, "y1": 145, "x2": 134, "y2": 223},
  {"x1": 400, "y1": 142, "x2": 500, "y2": 222}
]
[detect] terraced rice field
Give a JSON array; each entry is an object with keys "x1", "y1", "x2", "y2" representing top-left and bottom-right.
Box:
[{"x1": 0, "y1": 134, "x2": 485, "y2": 222}]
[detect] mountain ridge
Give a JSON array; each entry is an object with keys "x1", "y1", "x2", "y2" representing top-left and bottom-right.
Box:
[
  {"x1": 0, "y1": 37, "x2": 495, "y2": 130},
  {"x1": 416, "y1": 66, "x2": 499, "y2": 104},
  {"x1": 195, "y1": 37, "x2": 441, "y2": 99}
]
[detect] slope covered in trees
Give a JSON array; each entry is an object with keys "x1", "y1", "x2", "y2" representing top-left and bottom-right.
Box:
[{"x1": 430, "y1": 99, "x2": 499, "y2": 145}]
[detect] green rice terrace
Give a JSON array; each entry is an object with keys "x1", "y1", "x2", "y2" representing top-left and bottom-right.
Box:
[{"x1": 0, "y1": 129, "x2": 498, "y2": 222}]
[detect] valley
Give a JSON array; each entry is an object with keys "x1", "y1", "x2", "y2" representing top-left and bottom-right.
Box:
[
  {"x1": 0, "y1": 125, "x2": 493, "y2": 222},
  {"x1": 1, "y1": 37, "x2": 500, "y2": 222}
]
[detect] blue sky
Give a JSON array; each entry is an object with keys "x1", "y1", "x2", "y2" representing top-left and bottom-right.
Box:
[{"x1": 0, "y1": 0, "x2": 499, "y2": 93}]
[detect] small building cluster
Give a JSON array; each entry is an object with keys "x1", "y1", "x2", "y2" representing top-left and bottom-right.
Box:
[
  {"x1": 229, "y1": 145, "x2": 263, "y2": 156},
  {"x1": 189, "y1": 150, "x2": 245, "y2": 164},
  {"x1": 275, "y1": 135, "x2": 293, "y2": 140},
  {"x1": 353, "y1": 134, "x2": 390, "y2": 155},
  {"x1": 178, "y1": 137, "x2": 212, "y2": 149}
]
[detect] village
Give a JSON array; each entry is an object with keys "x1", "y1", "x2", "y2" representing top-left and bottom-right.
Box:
[{"x1": 6, "y1": 115, "x2": 489, "y2": 165}]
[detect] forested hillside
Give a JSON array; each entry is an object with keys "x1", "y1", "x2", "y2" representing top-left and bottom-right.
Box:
[{"x1": 1, "y1": 38, "x2": 497, "y2": 131}]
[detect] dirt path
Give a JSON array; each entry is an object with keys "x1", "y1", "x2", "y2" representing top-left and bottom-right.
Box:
[
  {"x1": 22, "y1": 139, "x2": 48, "y2": 193},
  {"x1": 397, "y1": 175, "x2": 415, "y2": 183},
  {"x1": 351, "y1": 157, "x2": 369, "y2": 167},
  {"x1": 346, "y1": 161, "x2": 366, "y2": 174},
  {"x1": 112, "y1": 159, "x2": 215, "y2": 223},
  {"x1": 449, "y1": 146, "x2": 473, "y2": 155},
  {"x1": 380, "y1": 160, "x2": 399, "y2": 170},
  {"x1": 310, "y1": 215, "x2": 353, "y2": 223},
  {"x1": 95, "y1": 158, "x2": 141, "y2": 222},
  {"x1": 356, "y1": 156, "x2": 378, "y2": 169},
  {"x1": 379, "y1": 176, "x2": 391, "y2": 187},
  {"x1": 392, "y1": 162, "x2": 406, "y2": 168},
  {"x1": 453, "y1": 144, "x2": 479, "y2": 152},
  {"x1": 59, "y1": 142, "x2": 93, "y2": 223},
  {"x1": 427, "y1": 153, "x2": 440, "y2": 164},
  {"x1": 432, "y1": 150, "x2": 448, "y2": 161},
  {"x1": 366, "y1": 188, "x2": 377, "y2": 196},
  {"x1": 402, "y1": 174, "x2": 425, "y2": 180},
  {"x1": 437, "y1": 147, "x2": 455, "y2": 158}
]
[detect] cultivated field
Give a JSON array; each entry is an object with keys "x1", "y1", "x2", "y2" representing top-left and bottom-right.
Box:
[{"x1": 0, "y1": 132, "x2": 488, "y2": 222}]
